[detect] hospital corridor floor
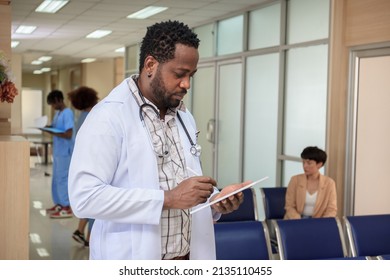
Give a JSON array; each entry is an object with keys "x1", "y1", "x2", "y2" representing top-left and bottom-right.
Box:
[{"x1": 29, "y1": 160, "x2": 89, "y2": 260}]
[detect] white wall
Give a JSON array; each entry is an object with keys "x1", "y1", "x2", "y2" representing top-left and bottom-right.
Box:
[
  {"x1": 21, "y1": 89, "x2": 43, "y2": 135},
  {"x1": 82, "y1": 59, "x2": 115, "y2": 99}
]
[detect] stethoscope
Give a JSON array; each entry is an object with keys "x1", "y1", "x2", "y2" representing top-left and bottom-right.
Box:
[{"x1": 138, "y1": 99, "x2": 202, "y2": 158}]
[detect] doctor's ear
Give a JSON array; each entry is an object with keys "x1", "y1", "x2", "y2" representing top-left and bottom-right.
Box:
[{"x1": 144, "y1": 56, "x2": 158, "y2": 77}]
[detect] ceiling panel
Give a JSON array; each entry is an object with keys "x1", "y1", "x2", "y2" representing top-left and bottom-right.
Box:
[{"x1": 10, "y1": 0, "x2": 268, "y2": 73}]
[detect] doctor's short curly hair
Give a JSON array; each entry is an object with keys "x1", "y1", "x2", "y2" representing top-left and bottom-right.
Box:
[{"x1": 139, "y1": 20, "x2": 200, "y2": 72}]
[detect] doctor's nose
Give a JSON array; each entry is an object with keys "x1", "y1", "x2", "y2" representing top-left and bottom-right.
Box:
[{"x1": 180, "y1": 78, "x2": 190, "y2": 90}]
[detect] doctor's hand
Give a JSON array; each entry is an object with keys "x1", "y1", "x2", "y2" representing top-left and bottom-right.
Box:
[
  {"x1": 163, "y1": 176, "x2": 217, "y2": 209},
  {"x1": 210, "y1": 181, "x2": 250, "y2": 214}
]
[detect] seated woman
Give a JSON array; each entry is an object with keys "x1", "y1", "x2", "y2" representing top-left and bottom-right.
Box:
[{"x1": 284, "y1": 146, "x2": 337, "y2": 219}]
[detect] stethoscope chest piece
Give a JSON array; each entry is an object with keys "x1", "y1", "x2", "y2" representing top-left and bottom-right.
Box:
[{"x1": 190, "y1": 143, "x2": 202, "y2": 157}]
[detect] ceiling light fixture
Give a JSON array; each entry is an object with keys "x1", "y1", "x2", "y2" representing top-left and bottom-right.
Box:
[
  {"x1": 115, "y1": 47, "x2": 125, "y2": 53},
  {"x1": 38, "y1": 56, "x2": 52, "y2": 62},
  {"x1": 11, "y1": 41, "x2": 20, "y2": 48},
  {"x1": 86, "y1": 30, "x2": 112, "y2": 39},
  {"x1": 31, "y1": 60, "x2": 43, "y2": 65},
  {"x1": 81, "y1": 58, "x2": 96, "y2": 63},
  {"x1": 41, "y1": 67, "x2": 51, "y2": 72},
  {"x1": 33, "y1": 70, "x2": 43, "y2": 74},
  {"x1": 127, "y1": 6, "x2": 168, "y2": 19},
  {"x1": 15, "y1": 25, "x2": 37, "y2": 34},
  {"x1": 35, "y1": 0, "x2": 69, "y2": 14}
]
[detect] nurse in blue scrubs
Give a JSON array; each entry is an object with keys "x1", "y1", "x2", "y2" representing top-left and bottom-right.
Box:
[{"x1": 44, "y1": 89, "x2": 74, "y2": 219}]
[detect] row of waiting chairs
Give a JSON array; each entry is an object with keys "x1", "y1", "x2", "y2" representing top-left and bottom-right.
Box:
[
  {"x1": 215, "y1": 215, "x2": 390, "y2": 260},
  {"x1": 214, "y1": 187, "x2": 390, "y2": 260},
  {"x1": 274, "y1": 215, "x2": 390, "y2": 260}
]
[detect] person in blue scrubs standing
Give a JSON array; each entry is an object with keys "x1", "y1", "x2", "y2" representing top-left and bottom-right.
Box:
[{"x1": 44, "y1": 89, "x2": 74, "y2": 218}]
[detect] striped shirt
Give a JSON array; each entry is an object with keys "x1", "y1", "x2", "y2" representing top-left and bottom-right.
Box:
[{"x1": 128, "y1": 76, "x2": 191, "y2": 260}]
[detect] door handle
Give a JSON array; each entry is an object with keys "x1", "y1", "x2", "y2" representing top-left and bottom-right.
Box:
[{"x1": 206, "y1": 119, "x2": 215, "y2": 143}]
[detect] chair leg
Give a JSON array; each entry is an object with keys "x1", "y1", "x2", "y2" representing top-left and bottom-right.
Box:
[{"x1": 35, "y1": 144, "x2": 42, "y2": 164}]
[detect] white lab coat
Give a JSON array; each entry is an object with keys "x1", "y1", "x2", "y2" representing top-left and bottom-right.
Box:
[{"x1": 69, "y1": 78, "x2": 220, "y2": 260}]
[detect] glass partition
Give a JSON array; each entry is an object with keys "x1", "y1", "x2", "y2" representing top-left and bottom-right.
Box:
[
  {"x1": 191, "y1": 66, "x2": 216, "y2": 177},
  {"x1": 244, "y1": 53, "x2": 279, "y2": 186},
  {"x1": 216, "y1": 62, "x2": 242, "y2": 187},
  {"x1": 287, "y1": 0, "x2": 330, "y2": 44},
  {"x1": 194, "y1": 23, "x2": 215, "y2": 58},
  {"x1": 283, "y1": 44, "x2": 328, "y2": 157},
  {"x1": 217, "y1": 15, "x2": 244, "y2": 56},
  {"x1": 248, "y1": 3, "x2": 281, "y2": 50}
]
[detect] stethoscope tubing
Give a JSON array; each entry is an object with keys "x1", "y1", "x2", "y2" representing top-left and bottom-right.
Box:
[
  {"x1": 139, "y1": 103, "x2": 201, "y2": 157},
  {"x1": 132, "y1": 78, "x2": 201, "y2": 157}
]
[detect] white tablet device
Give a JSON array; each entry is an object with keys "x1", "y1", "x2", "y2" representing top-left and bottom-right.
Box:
[{"x1": 190, "y1": 176, "x2": 269, "y2": 214}]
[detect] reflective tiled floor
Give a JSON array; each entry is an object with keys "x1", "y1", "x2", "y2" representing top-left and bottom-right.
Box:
[{"x1": 29, "y1": 157, "x2": 89, "y2": 260}]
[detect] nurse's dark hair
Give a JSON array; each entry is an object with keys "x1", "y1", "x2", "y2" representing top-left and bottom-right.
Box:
[
  {"x1": 301, "y1": 146, "x2": 327, "y2": 165},
  {"x1": 47, "y1": 89, "x2": 64, "y2": 105},
  {"x1": 139, "y1": 20, "x2": 200, "y2": 72}
]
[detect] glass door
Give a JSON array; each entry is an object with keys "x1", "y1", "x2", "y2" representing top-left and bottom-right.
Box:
[
  {"x1": 215, "y1": 60, "x2": 243, "y2": 187},
  {"x1": 191, "y1": 64, "x2": 216, "y2": 177}
]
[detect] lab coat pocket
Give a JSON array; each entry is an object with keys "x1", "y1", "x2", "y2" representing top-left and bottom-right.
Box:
[{"x1": 103, "y1": 230, "x2": 133, "y2": 260}]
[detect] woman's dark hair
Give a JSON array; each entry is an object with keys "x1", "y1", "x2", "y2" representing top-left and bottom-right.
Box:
[
  {"x1": 47, "y1": 89, "x2": 64, "y2": 105},
  {"x1": 139, "y1": 20, "x2": 200, "y2": 72},
  {"x1": 68, "y1": 86, "x2": 98, "y2": 110},
  {"x1": 301, "y1": 146, "x2": 327, "y2": 165}
]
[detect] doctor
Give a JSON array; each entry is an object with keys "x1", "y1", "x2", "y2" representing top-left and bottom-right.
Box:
[{"x1": 69, "y1": 20, "x2": 248, "y2": 260}]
